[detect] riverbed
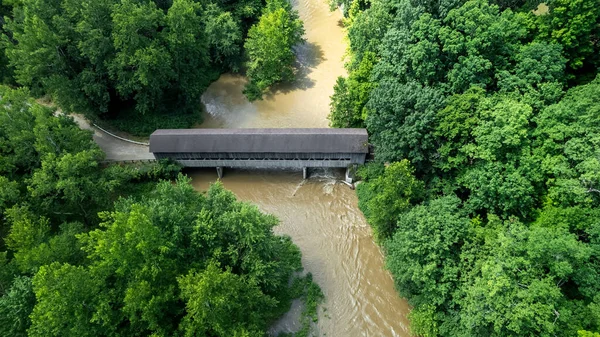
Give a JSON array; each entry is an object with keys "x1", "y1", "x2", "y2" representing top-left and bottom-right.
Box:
[{"x1": 190, "y1": 0, "x2": 412, "y2": 335}]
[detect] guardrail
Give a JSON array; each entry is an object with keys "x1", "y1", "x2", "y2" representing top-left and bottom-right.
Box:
[
  {"x1": 100, "y1": 159, "x2": 157, "y2": 165},
  {"x1": 92, "y1": 123, "x2": 150, "y2": 146}
]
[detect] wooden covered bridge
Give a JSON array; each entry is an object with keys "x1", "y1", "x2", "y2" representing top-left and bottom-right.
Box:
[{"x1": 149, "y1": 128, "x2": 369, "y2": 181}]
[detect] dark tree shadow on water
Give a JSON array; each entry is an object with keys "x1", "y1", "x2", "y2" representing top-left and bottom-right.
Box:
[{"x1": 262, "y1": 42, "x2": 326, "y2": 99}]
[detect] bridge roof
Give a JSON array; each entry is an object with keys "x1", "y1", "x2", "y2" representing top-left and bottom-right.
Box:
[{"x1": 149, "y1": 128, "x2": 369, "y2": 154}]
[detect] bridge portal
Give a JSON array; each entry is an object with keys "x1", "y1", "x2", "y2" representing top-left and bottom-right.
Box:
[{"x1": 149, "y1": 128, "x2": 368, "y2": 181}]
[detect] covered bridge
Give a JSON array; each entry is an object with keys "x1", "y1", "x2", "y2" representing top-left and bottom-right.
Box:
[{"x1": 149, "y1": 128, "x2": 369, "y2": 180}]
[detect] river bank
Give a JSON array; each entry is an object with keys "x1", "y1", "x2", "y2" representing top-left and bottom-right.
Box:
[{"x1": 190, "y1": 0, "x2": 412, "y2": 334}]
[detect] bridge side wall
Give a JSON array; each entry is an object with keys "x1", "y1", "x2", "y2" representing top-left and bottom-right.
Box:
[
  {"x1": 154, "y1": 152, "x2": 367, "y2": 168},
  {"x1": 170, "y1": 159, "x2": 353, "y2": 168}
]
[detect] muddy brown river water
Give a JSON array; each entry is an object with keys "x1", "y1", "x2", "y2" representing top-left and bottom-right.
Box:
[{"x1": 190, "y1": 0, "x2": 412, "y2": 335}]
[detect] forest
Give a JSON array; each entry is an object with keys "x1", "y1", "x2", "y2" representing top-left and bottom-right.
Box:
[
  {"x1": 2, "y1": 0, "x2": 600, "y2": 335},
  {"x1": 330, "y1": 0, "x2": 600, "y2": 336},
  {"x1": 0, "y1": 0, "x2": 303, "y2": 135},
  {"x1": 0, "y1": 85, "x2": 321, "y2": 336},
  {"x1": 0, "y1": 1, "x2": 320, "y2": 336}
]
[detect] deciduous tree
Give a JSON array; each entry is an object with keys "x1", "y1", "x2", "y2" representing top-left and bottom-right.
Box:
[{"x1": 244, "y1": 0, "x2": 304, "y2": 100}]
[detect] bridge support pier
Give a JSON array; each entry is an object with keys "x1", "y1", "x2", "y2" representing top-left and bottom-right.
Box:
[
  {"x1": 216, "y1": 167, "x2": 223, "y2": 179},
  {"x1": 345, "y1": 165, "x2": 357, "y2": 184},
  {"x1": 303, "y1": 167, "x2": 309, "y2": 179}
]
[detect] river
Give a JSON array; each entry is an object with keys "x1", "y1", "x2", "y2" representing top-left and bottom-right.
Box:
[{"x1": 189, "y1": 0, "x2": 412, "y2": 335}]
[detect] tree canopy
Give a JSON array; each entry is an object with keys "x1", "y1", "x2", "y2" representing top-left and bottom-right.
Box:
[
  {"x1": 334, "y1": 0, "x2": 600, "y2": 334},
  {"x1": 1, "y1": 0, "x2": 305, "y2": 134},
  {"x1": 0, "y1": 86, "x2": 321, "y2": 336},
  {"x1": 243, "y1": 0, "x2": 305, "y2": 100}
]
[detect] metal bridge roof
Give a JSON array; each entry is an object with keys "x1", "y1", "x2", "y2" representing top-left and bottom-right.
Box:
[{"x1": 149, "y1": 128, "x2": 369, "y2": 154}]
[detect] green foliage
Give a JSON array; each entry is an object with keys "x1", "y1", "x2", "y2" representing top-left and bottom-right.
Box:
[
  {"x1": 535, "y1": 0, "x2": 600, "y2": 72},
  {"x1": 346, "y1": 0, "x2": 600, "y2": 334},
  {"x1": 357, "y1": 160, "x2": 423, "y2": 241},
  {"x1": 366, "y1": 80, "x2": 445, "y2": 170},
  {"x1": 0, "y1": 86, "x2": 162, "y2": 221},
  {"x1": 28, "y1": 150, "x2": 121, "y2": 225},
  {"x1": 435, "y1": 86, "x2": 485, "y2": 171},
  {"x1": 344, "y1": 0, "x2": 395, "y2": 66},
  {"x1": 458, "y1": 218, "x2": 592, "y2": 336},
  {"x1": 386, "y1": 196, "x2": 470, "y2": 308},
  {"x1": 4, "y1": 0, "x2": 264, "y2": 127},
  {"x1": 4, "y1": 207, "x2": 50, "y2": 256},
  {"x1": 0, "y1": 1, "x2": 16, "y2": 84},
  {"x1": 29, "y1": 263, "x2": 105, "y2": 337},
  {"x1": 356, "y1": 162, "x2": 385, "y2": 181},
  {"x1": 328, "y1": 51, "x2": 377, "y2": 128},
  {"x1": 13, "y1": 222, "x2": 85, "y2": 274},
  {"x1": 98, "y1": 107, "x2": 202, "y2": 137},
  {"x1": 408, "y1": 304, "x2": 439, "y2": 337},
  {"x1": 244, "y1": 0, "x2": 304, "y2": 101},
  {"x1": 533, "y1": 76, "x2": 600, "y2": 207},
  {"x1": 124, "y1": 159, "x2": 182, "y2": 182},
  {"x1": 0, "y1": 86, "x2": 88, "y2": 177},
  {"x1": 0, "y1": 276, "x2": 35, "y2": 337},
  {"x1": 26, "y1": 177, "x2": 317, "y2": 336},
  {"x1": 291, "y1": 273, "x2": 325, "y2": 337},
  {"x1": 496, "y1": 41, "x2": 566, "y2": 109},
  {"x1": 178, "y1": 262, "x2": 272, "y2": 336},
  {"x1": 205, "y1": 4, "x2": 243, "y2": 71}
]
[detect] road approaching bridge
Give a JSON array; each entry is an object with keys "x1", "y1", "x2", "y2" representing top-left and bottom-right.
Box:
[{"x1": 149, "y1": 128, "x2": 369, "y2": 181}]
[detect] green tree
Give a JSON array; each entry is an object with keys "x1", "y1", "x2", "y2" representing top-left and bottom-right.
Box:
[
  {"x1": 27, "y1": 150, "x2": 124, "y2": 225},
  {"x1": 0, "y1": 276, "x2": 35, "y2": 337},
  {"x1": 204, "y1": 4, "x2": 243, "y2": 71},
  {"x1": 343, "y1": 0, "x2": 600, "y2": 335},
  {"x1": 374, "y1": 13, "x2": 444, "y2": 86},
  {"x1": 28, "y1": 177, "x2": 313, "y2": 336},
  {"x1": 458, "y1": 219, "x2": 592, "y2": 337},
  {"x1": 29, "y1": 263, "x2": 106, "y2": 337},
  {"x1": 357, "y1": 160, "x2": 423, "y2": 241},
  {"x1": 439, "y1": 0, "x2": 528, "y2": 93},
  {"x1": 386, "y1": 196, "x2": 471, "y2": 308},
  {"x1": 533, "y1": 75, "x2": 600, "y2": 207},
  {"x1": 496, "y1": 42, "x2": 566, "y2": 109},
  {"x1": 535, "y1": 0, "x2": 600, "y2": 71},
  {"x1": 178, "y1": 262, "x2": 272, "y2": 336},
  {"x1": 345, "y1": 0, "x2": 397, "y2": 67},
  {"x1": 109, "y1": 0, "x2": 173, "y2": 115},
  {"x1": 0, "y1": 85, "x2": 98, "y2": 179},
  {"x1": 328, "y1": 51, "x2": 377, "y2": 128},
  {"x1": 244, "y1": 0, "x2": 304, "y2": 100},
  {"x1": 438, "y1": 93, "x2": 545, "y2": 217},
  {"x1": 366, "y1": 80, "x2": 445, "y2": 169},
  {"x1": 435, "y1": 86, "x2": 486, "y2": 172},
  {"x1": 5, "y1": 0, "x2": 265, "y2": 131},
  {"x1": 0, "y1": 0, "x2": 18, "y2": 84},
  {"x1": 0, "y1": 86, "x2": 45, "y2": 177},
  {"x1": 12, "y1": 222, "x2": 85, "y2": 274}
]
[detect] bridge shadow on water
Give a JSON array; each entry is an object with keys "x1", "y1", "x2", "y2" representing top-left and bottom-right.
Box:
[
  {"x1": 262, "y1": 42, "x2": 325, "y2": 99},
  {"x1": 183, "y1": 166, "x2": 344, "y2": 182}
]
